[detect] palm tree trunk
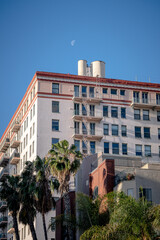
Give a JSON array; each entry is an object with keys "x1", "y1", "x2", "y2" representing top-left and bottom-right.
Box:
[
  {"x1": 12, "y1": 213, "x2": 20, "y2": 240},
  {"x1": 28, "y1": 218, "x2": 38, "y2": 240},
  {"x1": 42, "y1": 212, "x2": 48, "y2": 240},
  {"x1": 63, "y1": 193, "x2": 74, "y2": 240}
]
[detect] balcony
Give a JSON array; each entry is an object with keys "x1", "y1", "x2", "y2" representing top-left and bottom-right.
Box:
[
  {"x1": 0, "y1": 202, "x2": 7, "y2": 212},
  {"x1": 10, "y1": 152, "x2": 20, "y2": 165},
  {"x1": 0, "y1": 217, "x2": 8, "y2": 227},
  {"x1": 0, "y1": 139, "x2": 10, "y2": 153},
  {"x1": 10, "y1": 136, "x2": 20, "y2": 149},
  {"x1": 72, "y1": 92, "x2": 102, "y2": 104},
  {"x1": 0, "y1": 233, "x2": 7, "y2": 240},
  {"x1": 7, "y1": 221, "x2": 14, "y2": 234},
  {"x1": 0, "y1": 154, "x2": 9, "y2": 168},
  {"x1": 0, "y1": 169, "x2": 9, "y2": 181},
  {"x1": 12, "y1": 121, "x2": 21, "y2": 133},
  {"x1": 73, "y1": 129, "x2": 103, "y2": 141},
  {"x1": 72, "y1": 111, "x2": 103, "y2": 123},
  {"x1": 131, "y1": 98, "x2": 160, "y2": 109}
]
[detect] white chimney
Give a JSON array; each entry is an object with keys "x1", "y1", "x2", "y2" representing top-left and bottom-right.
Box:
[{"x1": 78, "y1": 60, "x2": 105, "y2": 78}]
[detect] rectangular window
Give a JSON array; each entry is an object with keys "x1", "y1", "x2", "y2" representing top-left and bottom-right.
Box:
[
  {"x1": 111, "y1": 107, "x2": 118, "y2": 118},
  {"x1": 135, "y1": 127, "x2": 141, "y2": 138},
  {"x1": 144, "y1": 127, "x2": 150, "y2": 138},
  {"x1": 104, "y1": 142, "x2": 109, "y2": 154},
  {"x1": 121, "y1": 108, "x2": 126, "y2": 118},
  {"x1": 112, "y1": 143, "x2": 119, "y2": 154},
  {"x1": 26, "y1": 134, "x2": 28, "y2": 146},
  {"x1": 32, "y1": 141, "x2": 34, "y2": 154},
  {"x1": 139, "y1": 188, "x2": 152, "y2": 202},
  {"x1": 25, "y1": 152, "x2": 28, "y2": 162},
  {"x1": 122, "y1": 143, "x2": 127, "y2": 155},
  {"x1": 30, "y1": 127, "x2": 32, "y2": 139},
  {"x1": 74, "y1": 122, "x2": 80, "y2": 134},
  {"x1": 143, "y1": 110, "x2": 149, "y2": 120},
  {"x1": 82, "y1": 104, "x2": 87, "y2": 116},
  {"x1": 127, "y1": 188, "x2": 134, "y2": 197},
  {"x1": 121, "y1": 125, "x2": 127, "y2": 137},
  {"x1": 158, "y1": 129, "x2": 160, "y2": 139},
  {"x1": 52, "y1": 101, "x2": 59, "y2": 113},
  {"x1": 90, "y1": 141, "x2": 95, "y2": 154},
  {"x1": 112, "y1": 124, "x2": 118, "y2": 136},
  {"x1": 82, "y1": 86, "x2": 87, "y2": 97},
  {"x1": 134, "y1": 109, "x2": 141, "y2": 120},
  {"x1": 103, "y1": 88, "x2": 108, "y2": 94},
  {"x1": 156, "y1": 93, "x2": 160, "y2": 105},
  {"x1": 52, "y1": 138, "x2": 59, "y2": 146},
  {"x1": 29, "y1": 145, "x2": 32, "y2": 157},
  {"x1": 52, "y1": 83, "x2": 59, "y2": 94},
  {"x1": 157, "y1": 111, "x2": 160, "y2": 121},
  {"x1": 111, "y1": 89, "x2": 117, "y2": 95},
  {"x1": 142, "y1": 92, "x2": 148, "y2": 104},
  {"x1": 120, "y1": 90, "x2": 125, "y2": 96},
  {"x1": 52, "y1": 120, "x2": 59, "y2": 131},
  {"x1": 74, "y1": 85, "x2": 79, "y2": 97},
  {"x1": 74, "y1": 140, "x2": 80, "y2": 151},
  {"x1": 90, "y1": 123, "x2": 95, "y2": 135},
  {"x1": 133, "y1": 91, "x2": 140, "y2": 103},
  {"x1": 33, "y1": 123, "x2": 35, "y2": 135},
  {"x1": 26, "y1": 117, "x2": 28, "y2": 128},
  {"x1": 90, "y1": 105, "x2": 95, "y2": 116},
  {"x1": 89, "y1": 87, "x2": 94, "y2": 98},
  {"x1": 159, "y1": 146, "x2": 160, "y2": 157},
  {"x1": 30, "y1": 109, "x2": 32, "y2": 121},
  {"x1": 82, "y1": 123, "x2": 87, "y2": 135},
  {"x1": 74, "y1": 103, "x2": 79, "y2": 115},
  {"x1": 103, "y1": 124, "x2": 109, "y2": 135},
  {"x1": 103, "y1": 106, "x2": 108, "y2": 117},
  {"x1": 33, "y1": 105, "x2": 35, "y2": 116},
  {"x1": 23, "y1": 138, "x2": 25, "y2": 149},
  {"x1": 145, "y1": 145, "x2": 151, "y2": 157},
  {"x1": 135, "y1": 145, "x2": 142, "y2": 156},
  {"x1": 82, "y1": 141, "x2": 87, "y2": 154}
]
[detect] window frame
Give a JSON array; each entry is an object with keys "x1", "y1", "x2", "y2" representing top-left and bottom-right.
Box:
[
  {"x1": 52, "y1": 120, "x2": 59, "y2": 131},
  {"x1": 52, "y1": 83, "x2": 59, "y2": 94},
  {"x1": 52, "y1": 101, "x2": 59, "y2": 113}
]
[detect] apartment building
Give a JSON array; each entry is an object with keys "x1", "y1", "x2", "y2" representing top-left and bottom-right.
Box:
[{"x1": 0, "y1": 60, "x2": 160, "y2": 240}]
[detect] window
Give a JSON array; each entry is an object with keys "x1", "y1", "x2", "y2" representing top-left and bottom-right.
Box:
[
  {"x1": 74, "y1": 122, "x2": 80, "y2": 134},
  {"x1": 51, "y1": 217, "x2": 55, "y2": 232},
  {"x1": 133, "y1": 91, "x2": 139, "y2": 103},
  {"x1": 82, "y1": 86, "x2": 87, "y2": 97},
  {"x1": 90, "y1": 123, "x2": 95, "y2": 135},
  {"x1": 52, "y1": 120, "x2": 59, "y2": 131},
  {"x1": 145, "y1": 145, "x2": 151, "y2": 157},
  {"x1": 144, "y1": 127, "x2": 150, "y2": 138},
  {"x1": 29, "y1": 145, "x2": 32, "y2": 157},
  {"x1": 52, "y1": 101, "x2": 59, "y2": 113},
  {"x1": 103, "y1": 124, "x2": 109, "y2": 135},
  {"x1": 74, "y1": 85, "x2": 79, "y2": 97},
  {"x1": 30, "y1": 127, "x2": 32, "y2": 139},
  {"x1": 111, "y1": 107, "x2": 118, "y2": 118},
  {"x1": 142, "y1": 92, "x2": 148, "y2": 103},
  {"x1": 112, "y1": 143, "x2": 119, "y2": 154},
  {"x1": 127, "y1": 188, "x2": 134, "y2": 197},
  {"x1": 103, "y1": 106, "x2": 108, "y2": 117},
  {"x1": 121, "y1": 108, "x2": 126, "y2": 118},
  {"x1": 139, "y1": 188, "x2": 152, "y2": 202},
  {"x1": 24, "y1": 120, "x2": 26, "y2": 132},
  {"x1": 158, "y1": 129, "x2": 160, "y2": 139},
  {"x1": 104, "y1": 142, "x2": 109, "y2": 154},
  {"x1": 82, "y1": 104, "x2": 87, "y2": 116},
  {"x1": 159, "y1": 146, "x2": 160, "y2": 157},
  {"x1": 74, "y1": 140, "x2": 80, "y2": 151},
  {"x1": 82, "y1": 122, "x2": 87, "y2": 135},
  {"x1": 26, "y1": 134, "x2": 28, "y2": 146},
  {"x1": 25, "y1": 152, "x2": 27, "y2": 161},
  {"x1": 30, "y1": 109, "x2": 32, "y2": 121},
  {"x1": 89, "y1": 87, "x2": 94, "y2": 98},
  {"x1": 157, "y1": 111, "x2": 160, "y2": 121},
  {"x1": 52, "y1": 138, "x2": 59, "y2": 146},
  {"x1": 103, "y1": 88, "x2": 108, "y2": 94},
  {"x1": 135, "y1": 145, "x2": 142, "y2": 156},
  {"x1": 82, "y1": 141, "x2": 87, "y2": 154},
  {"x1": 33, "y1": 123, "x2": 35, "y2": 135},
  {"x1": 111, "y1": 89, "x2": 117, "y2": 95},
  {"x1": 32, "y1": 141, "x2": 34, "y2": 154},
  {"x1": 120, "y1": 90, "x2": 125, "y2": 96},
  {"x1": 90, "y1": 141, "x2": 95, "y2": 154},
  {"x1": 143, "y1": 110, "x2": 149, "y2": 120},
  {"x1": 23, "y1": 138, "x2": 25, "y2": 149},
  {"x1": 135, "y1": 127, "x2": 141, "y2": 138},
  {"x1": 112, "y1": 124, "x2": 118, "y2": 136},
  {"x1": 74, "y1": 103, "x2": 79, "y2": 115},
  {"x1": 156, "y1": 93, "x2": 160, "y2": 105},
  {"x1": 90, "y1": 105, "x2": 95, "y2": 116},
  {"x1": 52, "y1": 83, "x2": 59, "y2": 94},
  {"x1": 134, "y1": 109, "x2": 141, "y2": 120},
  {"x1": 26, "y1": 117, "x2": 28, "y2": 128},
  {"x1": 33, "y1": 105, "x2": 35, "y2": 116},
  {"x1": 122, "y1": 143, "x2": 127, "y2": 155},
  {"x1": 121, "y1": 125, "x2": 127, "y2": 137}
]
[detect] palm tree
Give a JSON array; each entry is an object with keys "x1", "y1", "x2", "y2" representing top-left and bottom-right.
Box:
[
  {"x1": 34, "y1": 156, "x2": 58, "y2": 240},
  {"x1": 0, "y1": 176, "x2": 20, "y2": 240},
  {"x1": 19, "y1": 161, "x2": 38, "y2": 240},
  {"x1": 48, "y1": 140, "x2": 82, "y2": 240}
]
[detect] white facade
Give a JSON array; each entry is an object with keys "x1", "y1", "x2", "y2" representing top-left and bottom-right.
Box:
[{"x1": 0, "y1": 61, "x2": 160, "y2": 239}]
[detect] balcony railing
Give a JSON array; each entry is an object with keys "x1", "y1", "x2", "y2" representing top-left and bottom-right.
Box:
[
  {"x1": 73, "y1": 128, "x2": 103, "y2": 141},
  {"x1": 12, "y1": 121, "x2": 21, "y2": 133},
  {"x1": 0, "y1": 202, "x2": 7, "y2": 212},
  {"x1": 72, "y1": 110, "x2": 103, "y2": 122},
  {"x1": 10, "y1": 152, "x2": 20, "y2": 165},
  {"x1": 7, "y1": 221, "x2": 14, "y2": 234},
  {"x1": 0, "y1": 216, "x2": 8, "y2": 227},
  {"x1": 0, "y1": 154, "x2": 9, "y2": 168},
  {"x1": 0, "y1": 138, "x2": 10, "y2": 153},
  {"x1": 0, "y1": 233, "x2": 7, "y2": 240},
  {"x1": 10, "y1": 135, "x2": 20, "y2": 149},
  {"x1": 131, "y1": 98, "x2": 160, "y2": 109},
  {"x1": 0, "y1": 169, "x2": 9, "y2": 181},
  {"x1": 72, "y1": 92, "x2": 102, "y2": 104}
]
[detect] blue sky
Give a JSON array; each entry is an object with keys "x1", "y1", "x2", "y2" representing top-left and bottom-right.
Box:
[{"x1": 0, "y1": 0, "x2": 160, "y2": 138}]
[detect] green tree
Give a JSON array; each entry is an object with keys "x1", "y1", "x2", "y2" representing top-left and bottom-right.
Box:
[
  {"x1": 48, "y1": 140, "x2": 82, "y2": 240},
  {"x1": 0, "y1": 176, "x2": 20, "y2": 240},
  {"x1": 19, "y1": 161, "x2": 38, "y2": 240}
]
